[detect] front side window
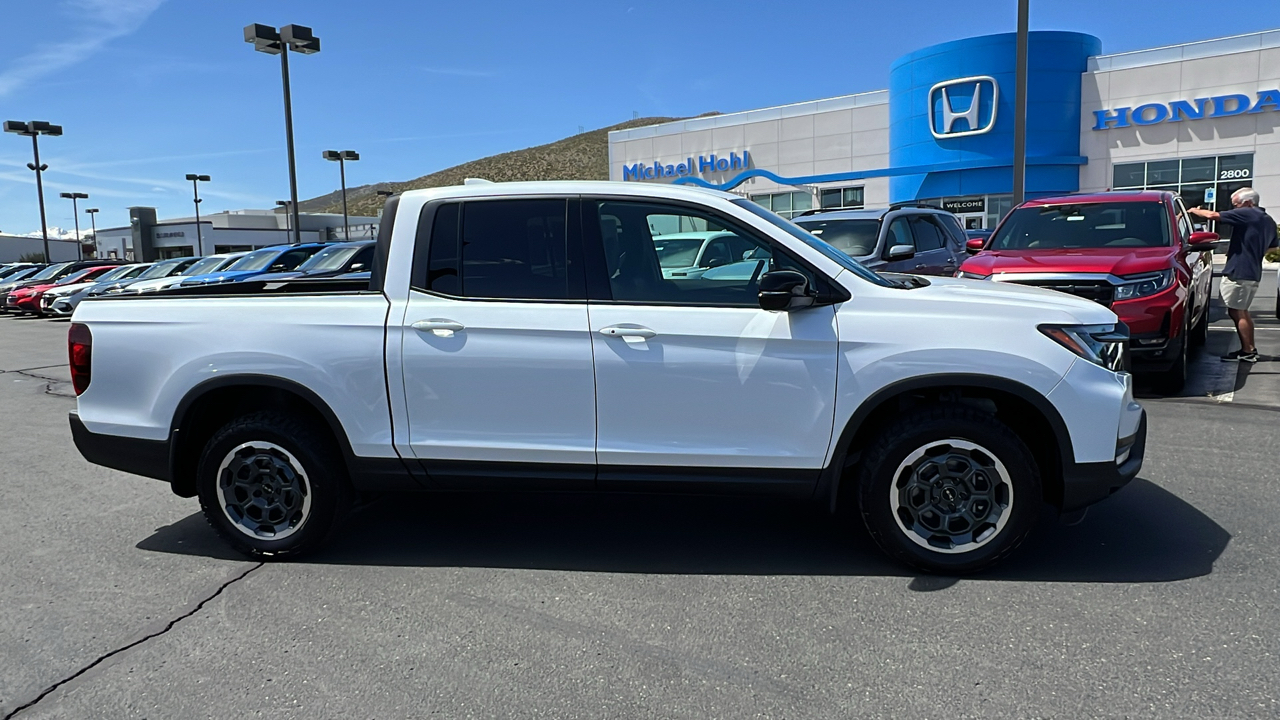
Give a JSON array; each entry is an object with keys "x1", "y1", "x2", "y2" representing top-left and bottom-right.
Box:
[
  {"x1": 794, "y1": 218, "x2": 879, "y2": 257},
  {"x1": 227, "y1": 249, "x2": 279, "y2": 272},
  {"x1": 883, "y1": 217, "x2": 914, "y2": 255},
  {"x1": 908, "y1": 216, "x2": 946, "y2": 252},
  {"x1": 594, "y1": 200, "x2": 816, "y2": 306},
  {"x1": 421, "y1": 199, "x2": 577, "y2": 300},
  {"x1": 990, "y1": 202, "x2": 1171, "y2": 250}
]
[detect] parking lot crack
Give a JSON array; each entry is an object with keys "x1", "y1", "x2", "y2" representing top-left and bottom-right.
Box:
[
  {"x1": 0, "y1": 367, "x2": 76, "y2": 399},
  {"x1": 2, "y1": 562, "x2": 264, "y2": 719}
]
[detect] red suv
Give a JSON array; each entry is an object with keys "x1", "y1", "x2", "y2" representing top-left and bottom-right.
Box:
[{"x1": 958, "y1": 190, "x2": 1216, "y2": 392}]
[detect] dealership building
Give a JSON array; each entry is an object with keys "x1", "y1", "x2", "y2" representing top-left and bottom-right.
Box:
[
  {"x1": 93, "y1": 207, "x2": 379, "y2": 261},
  {"x1": 609, "y1": 29, "x2": 1280, "y2": 234}
]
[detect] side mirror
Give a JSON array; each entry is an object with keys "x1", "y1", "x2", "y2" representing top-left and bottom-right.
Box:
[
  {"x1": 1187, "y1": 230, "x2": 1219, "y2": 253},
  {"x1": 885, "y1": 244, "x2": 915, "y2": 262},
  {"x1": 758, "y1": 270, "x2": 814, "y2": 312},
  {"x1": 269, "y1": 263, "x2": 288, "y2": 272},
  {"x1": 966, "y1": 238, "x2": 987, "y2": 254},
  {"x1": 349, "y1": 263, "x2": 365, "y2": 272}
]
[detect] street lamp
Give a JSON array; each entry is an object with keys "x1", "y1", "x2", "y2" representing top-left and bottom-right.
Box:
[
  {"x1": 244, "y1": 23, "x2": 320, "y2": 245},
  {"x1": 275, "y1": 200, "x2": 292, "y2": 238},
  {"x1": 85, "y1": 208, "x2": 99, "y2": 258},
  {"x1": 322, "y1": 150, "x2": 359, "y2": 241},
  {"x1": 4, "y1": 120, "x2": 63, "y2": 262},
  {"x1": 186, "y1": 174, "x2": 210, "y2": 255},
  {"x1": 59, "y1": 191, "x2": 89, "y2": 259}
]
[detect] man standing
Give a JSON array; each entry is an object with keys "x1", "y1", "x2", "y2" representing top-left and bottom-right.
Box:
[{"x1": 1190, "y1": 187, "x2": 1278, "y2": 363}]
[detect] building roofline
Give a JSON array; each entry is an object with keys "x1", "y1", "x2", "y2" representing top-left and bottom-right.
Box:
[
  {"x1": 1087, "y1": 28, "x2": 1280, "y2": 72},
  {"x1": 608, "y1": 90, "x2": 889, "y2": 142}
]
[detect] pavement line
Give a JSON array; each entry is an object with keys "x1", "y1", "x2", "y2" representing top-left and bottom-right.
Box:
[{"x1": 2, "y1": 562, "x2": 264, "y2": 720}]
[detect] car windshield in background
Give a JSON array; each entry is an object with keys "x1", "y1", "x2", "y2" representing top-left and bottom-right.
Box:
[
  {"x1": 795, "y1": 219, "x2": 880, "y2": 257},
  {"x1": 137, "y1": 261, "x2": 182, "y2": 279},
  {"x1": 54, "y1": 271, "x2": 93, "y2": 285},
  {"x1": 226, "y1": 249, "x2": 278, "y2": 272},
  {"x1": 183, "y1": 256, "x2": 227, "y2": 276},
  {"x1": 94, "y1": 266, "x2": 136, "y2": 282},
  {"x1": 299, "y1": 246, "x2": 358, "y2": 272},
  {"x1": 653, "y1": 239, "x2": 705, "y2": 268},
  {"x1": 732, "y1": 199, "x2": 893, "y2": 288},
  {"x1": 29, "y1": 263, "x2": 71, "y2": 281},
  {"x1": 990, "y1": 202, "x2": 1170, "y2": 250}
]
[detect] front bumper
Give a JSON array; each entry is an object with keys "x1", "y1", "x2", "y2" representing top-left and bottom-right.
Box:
[
  {"x1": 69, "y1": 411, "x2": 171, "y2": 482},
  {"x1": 1061, "y1": 410, "x2": 1146, "y2": 511}
]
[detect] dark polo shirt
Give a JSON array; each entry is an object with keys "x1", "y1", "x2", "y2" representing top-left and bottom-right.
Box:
[{"x1": 1218, "y1": 206, "x2": 1277, "y2": 282}]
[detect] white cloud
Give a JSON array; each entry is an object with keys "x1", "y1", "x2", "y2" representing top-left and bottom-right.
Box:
[{"x1": 0, "y1": 0, "x2": 167, "y2": 98}]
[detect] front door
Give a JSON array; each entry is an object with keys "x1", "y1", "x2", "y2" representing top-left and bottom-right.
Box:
[
  {"x1": 399, "y1": 198, "x2": 597, "y2": 487},
  {"x1": 582, "y1": 199, "x2": 839, "y2": 490}
]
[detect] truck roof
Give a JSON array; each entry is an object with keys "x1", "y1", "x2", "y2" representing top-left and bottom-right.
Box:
[{"x1": 399, "y1": 180, "x2": 743, "y2": 204}]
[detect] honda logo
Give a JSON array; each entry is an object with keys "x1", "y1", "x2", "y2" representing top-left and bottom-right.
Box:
[{"x1": 929, "y1": 76, "x2": 999, "y2": 139}]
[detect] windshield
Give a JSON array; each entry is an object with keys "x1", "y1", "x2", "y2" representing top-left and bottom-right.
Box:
[
  {"x1": 226, "y1": 249, "x2": 278, "y2": 272},
  {"x1": 653, "y1": 239, "x2": 706, "y2": 268},
  {"x1": 183, "y1": 256, "x2": 230, "y2": 276},
  {"x1": 55, "y1": 269, "x2": 98, "y2": 285},
  {"x1": 732, "y1": 200, "x2": 892, "y2": 287},
  {"x1": 990, "y1": 202, "x2": 1170, "y2": 250},
  {"x1": 29, "y1": 262, "x2": 71, "y2": 281},
  {"x1": 3, "y1": 267, "x2": 40, "y2": 284},
  {"x1": 137, "y1": 260, "x2": 183, "y2": 279},
  {"x1": 795, "y1": 219, "x2": 880, "y2": 257},
  {"x1": 94, "y1": 265, "x2": 136, "y2": 282},
  {"x1": 0, "y1": 265, "x2": 32, "y2": 279},
  {"x1": 299, "y1": 245, "x2": 358, "y2": 272}
]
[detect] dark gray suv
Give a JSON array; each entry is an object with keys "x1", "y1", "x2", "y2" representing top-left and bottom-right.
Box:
[{"x1": 794, "y1": 205, "x2": 968, "y2": 276}]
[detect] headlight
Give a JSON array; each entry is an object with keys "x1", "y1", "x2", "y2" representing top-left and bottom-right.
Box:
[
  {"x1": 1113, "y1": 270, "x2": 1173, "y2": 302},
  {"x1": 1039, "y1": 323, "x2": 1129, "y2": 371},
  {"x1": 956, "y1": 271, "x2": 989, "y2": 280}
]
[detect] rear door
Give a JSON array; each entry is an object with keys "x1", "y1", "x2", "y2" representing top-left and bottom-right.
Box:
[{"x1": 398, "y1": 197, "x2": 597, "y2": 487}]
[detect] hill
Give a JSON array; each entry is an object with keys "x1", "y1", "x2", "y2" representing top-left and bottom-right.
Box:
[{"x1": 300, "y1": 115, "x2": 711, "y2": 217}]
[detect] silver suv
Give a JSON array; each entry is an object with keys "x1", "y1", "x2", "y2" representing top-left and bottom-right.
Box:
[{"x1": 795, "y1": 204, "x2": 968, "y2": 276}]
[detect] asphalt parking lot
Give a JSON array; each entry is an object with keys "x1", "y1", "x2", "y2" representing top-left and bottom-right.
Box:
[{"x1": 1, "y1": 280, "x2": 1279, "y2": 719}]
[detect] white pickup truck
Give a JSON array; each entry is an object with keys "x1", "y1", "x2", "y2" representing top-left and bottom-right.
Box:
[{"x1": 69, "y1": 181, "x2": 1145, "y2": 573}]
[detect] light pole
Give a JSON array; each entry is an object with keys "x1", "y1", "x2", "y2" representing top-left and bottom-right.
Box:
[
  {"x1": 4, "y1": 120, "x2": 63, "y2": 262},
  {"x1": 85, "y1": 208, "x2": 99, "y2": 258},
  {"x1": 244, "y1": 23, "x2": 321, "y2": 245},
  {"x1": 1011, "y1": 0, "x2": 1029, "y2": 206},
  {"x1": 275, "y1": 200, "x2": 292, "y2": 239},
  {"x1": 322, "y1": 150, "x2": 359, "y2": 241},
  {"x1": 59, "y1": 192, "x2": 89, "y2": 259},
  {"x1": 186, "y1": 174, "x2": 210, "y2": 255}
]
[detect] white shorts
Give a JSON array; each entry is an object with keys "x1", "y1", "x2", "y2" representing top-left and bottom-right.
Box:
[{"x1": 1221, "y1": 277, "x2": 1259, "y2": 310}]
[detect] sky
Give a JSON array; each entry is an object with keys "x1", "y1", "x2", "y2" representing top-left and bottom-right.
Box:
[{"x1": 2, "y1": 0, "x2": 1279, "y2": 237}]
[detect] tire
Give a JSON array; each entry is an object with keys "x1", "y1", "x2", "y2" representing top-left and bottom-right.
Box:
[
  {"x1": 197, "y1": 410, "x2": 351, "y2": 559},
  {"x1": 1189, "y1": 299, "x2": 1208, "y2": 348},
  {"x1": 857, "y1": 404, "x2": 1041, "y2": 574},
  {"x1": 1274, "y1": 290, "x2": 1279, "y2": 321},
  {"x1": 1151, "y1": 322, "x2": 1189, "y2": 395}
]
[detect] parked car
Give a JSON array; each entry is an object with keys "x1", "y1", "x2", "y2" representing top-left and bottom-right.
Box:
[
  {"x1": 957, "y1": 190, "x2": 1215, "y2": 392},
  {"x1": 2, "y1": 260, "x2": 120, "y2": 312},
  {"x1": 252, "y1": 241, "x2": 375, "y2": 282},
  {"x1": 70, "y1": 181, "x2": 1143, "y2": 574},
  {"x1": 0, "y1": 263, "x2": 41, "y2": 281},
  {"x1": 177, "y1": 244, "x2": 327, "y2": 287},
  {"x1": 118, "y1": 252, "x2": 250, "y2": 295},
  {"x1": 0, "y1": 266, "x2": 45, "y2": 304},
  {"x1": 98, "y1": 257, "x2": 201, "y2": 296},
  {"x1": 6, "y1": 265, "x2": 118, "y2": 315},
  {"x1": 793, "y1": 205, "x2": 968, "y2": 276},
  {"x1": 45, "y1": 263, "x2": 152, "y2": 317},
  {"x1": 965, "y1": 228, "x2": 993, "y2": 244}
]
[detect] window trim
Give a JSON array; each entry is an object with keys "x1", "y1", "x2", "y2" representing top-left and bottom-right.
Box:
[
  {"x1": 409, "y1": 195, "x2": 588, "y2": 304},
  {"x1": 881, "y1": 214, "x2": 916, "y2": 260},
  {"x1": 582, "y1": 195, "x2": 847, "y2": 308}
]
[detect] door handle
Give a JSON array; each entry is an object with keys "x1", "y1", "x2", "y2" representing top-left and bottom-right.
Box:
[
  {"x1": 914, "y1": 263, "x2": 927, "y2": 270},
  {"x1": 599, "y1": 325, "x2": 656, "y2": 343},
  {"x1": 411, "y1": 319, "x2": 464, "y2": 337}
]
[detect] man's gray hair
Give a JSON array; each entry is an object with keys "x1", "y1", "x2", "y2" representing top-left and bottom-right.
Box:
[{"x1": 1232, "y1": 187, "x2": 1260, "y2": 206}]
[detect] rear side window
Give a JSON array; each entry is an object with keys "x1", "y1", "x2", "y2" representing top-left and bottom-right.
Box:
[
  {"x1": 936, "y1": 214, "x2": 967, "y2": 247},
  {"x1": 421, "y1": 199, "x2": 581, "y2": 300}
]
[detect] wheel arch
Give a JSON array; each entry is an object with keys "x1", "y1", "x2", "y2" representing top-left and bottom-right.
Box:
[
  {"x1": 168, "y1": 375, "x2": 355, "y2": 498},
  {"x1": 821, "y1": 374, "x2": 1074, "y2": 511}
]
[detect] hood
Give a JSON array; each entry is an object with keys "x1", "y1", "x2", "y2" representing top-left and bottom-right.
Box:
[
  {"x1": 906, "y1": 275, "x2": 1118, "y2": 326},
  {"x1": 43, "y1": 281, "x2": 96, "y2": 297},
  {"x1": 961, "y1": 247, "x2": 1177, "y2": 278}
]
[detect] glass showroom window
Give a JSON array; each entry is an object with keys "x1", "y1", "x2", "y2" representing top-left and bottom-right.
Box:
[
  {"x1": 751, "y1": 191, "x2": 814, "y2": 219},
  {"x1": 1111, "y1": 153, "x2": 1254, "y2": 238},
  {"x1": 819, "y1": 186, "x2": 865, "y2": 210}
]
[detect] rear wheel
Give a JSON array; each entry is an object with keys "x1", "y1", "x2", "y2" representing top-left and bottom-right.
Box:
[
  {"x1": 857, "y1": 405, "x2": 1041, "y2": 574},
  {"x1": 197, "y1": 411, "x2": 351, "y2": 559}
]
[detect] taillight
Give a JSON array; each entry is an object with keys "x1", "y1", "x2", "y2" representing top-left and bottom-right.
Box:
[{"x1": 68, "y1": 323, "x2": 92, "y2": 396}]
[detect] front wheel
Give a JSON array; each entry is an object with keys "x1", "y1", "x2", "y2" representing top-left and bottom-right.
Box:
[
  {"x1": 857, "y1": 405, "x2": 1041, "y2": 574},
  {"x1": 197, "y1": 411, "x2": 351, "y2": 559},
  {"x1": 1189, "y1": 300, "x2": 1209, "y2": 347}
]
